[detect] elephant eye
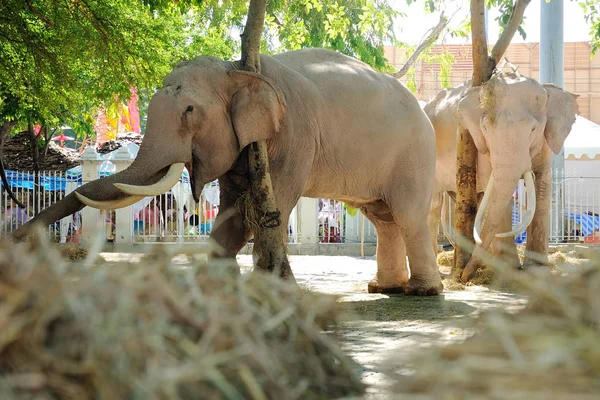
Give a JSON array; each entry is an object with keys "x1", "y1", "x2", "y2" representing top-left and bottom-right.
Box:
[{"x1": 185, "y1": 105, "x2": 194, "y2": 114}]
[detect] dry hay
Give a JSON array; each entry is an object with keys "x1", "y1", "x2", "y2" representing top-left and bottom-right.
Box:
[
  {"x1": 438, "y1": 250, "x2": 496, "y2": 290},
  {"x1": 392, "y1": 250, "x2": 600, "y2": 399},
  {"x1": 0, "y1": 239, "x2": 364, "y2": 399},
  {"x1": 56, "y1": 244, "x2": 88, "y2": 261},
  {"x1": 436, "y1": 251, "x2": 453, "y2": 269}
]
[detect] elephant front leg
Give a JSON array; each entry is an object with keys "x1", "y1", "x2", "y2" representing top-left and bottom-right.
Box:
[
  {"x1": 524, "y1": 162, "x2": 552, "y2": 268},
  {"x1": 209, "y1": 174, "x2": 253, "y2": 260}
]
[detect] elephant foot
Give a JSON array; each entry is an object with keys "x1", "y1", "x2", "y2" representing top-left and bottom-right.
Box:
[
  {"x1": 403, "y1": 276, "x2": 444, "y2": 296},
  {"x1": 367, "y1": 280, "x2": 405, "y2": 294}
]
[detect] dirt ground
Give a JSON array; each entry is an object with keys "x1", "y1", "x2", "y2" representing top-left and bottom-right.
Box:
[{"x1": 100, "y1": 252, "x2": 528, "y2": 398}]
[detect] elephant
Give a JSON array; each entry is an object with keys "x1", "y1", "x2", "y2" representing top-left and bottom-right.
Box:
[
  {"x1": 13, "y1": 48, "x2": 443, "y2": 295},
  {"x1": 424, "y1": 71, "x2": 578, "y2": 281}
]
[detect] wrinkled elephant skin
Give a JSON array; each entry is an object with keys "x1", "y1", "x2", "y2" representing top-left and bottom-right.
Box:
[{"x1": 14, "y1": 49, "x2": 443, "y2": 295}]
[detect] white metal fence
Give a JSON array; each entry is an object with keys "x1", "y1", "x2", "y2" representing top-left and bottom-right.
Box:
[
  {"x1": 2, "y1": 169, "x2": 599, "y2": 245},
  {"x1": 437, "y1": 170, "x2": 600, "y2": 245},
  {"x1": 0, "y1": 170, "x2": 74, "y2": 242}
]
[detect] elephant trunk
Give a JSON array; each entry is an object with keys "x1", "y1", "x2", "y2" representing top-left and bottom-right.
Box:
[
  {"x1": 473, "y1": 169, "x2": 536, "y2": 249},
  {"x1": 12, "y1": 151, "x2": 174, "y2": 241}
]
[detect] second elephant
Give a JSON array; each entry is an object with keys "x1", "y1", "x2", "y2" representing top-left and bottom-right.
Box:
[{"x1": 425, "y1": 71, "x2": 578, "y2": 280}]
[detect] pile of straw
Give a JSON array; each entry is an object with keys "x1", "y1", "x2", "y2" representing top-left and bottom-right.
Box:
[
  {"x1": 57, "y1": 244, "x2": 88, "y2": 261},
  {"x1": 393, "y1": 249, "x2": 600, "y2": 399},
  {"x1": 0, "y1": 239, "x2": 364, "y2": 399}
]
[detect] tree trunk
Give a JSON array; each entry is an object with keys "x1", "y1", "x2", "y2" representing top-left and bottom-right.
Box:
[
  {"x1": 453, "y1": 0, "x2": 532, "y2": 279},
  {"x1": 27, "y1": 121, "x2": 41, "y2": 215},
  {"x1": 240, "y1": 0, "x2": 293, "y2": 279},
  {"x1": 453, "y1": 124, "x2": 478, "y2": 274},
  {"x1": 0, "y1": 120, "x2": 26, "y2": 208}
]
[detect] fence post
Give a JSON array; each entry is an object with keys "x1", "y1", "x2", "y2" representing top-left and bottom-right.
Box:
[
  {"x1": 79, "y1": 146, "x2": 101, "y2": 245},
  {"x1": 59, "y1": 180, "x2": 78, "y2": 243},
  {"x1": 298, "y1": 197, "x2": 318, "y2": 244},
  {"x1": 112, "y1": 147, "x2": 135, "y2": 245}
]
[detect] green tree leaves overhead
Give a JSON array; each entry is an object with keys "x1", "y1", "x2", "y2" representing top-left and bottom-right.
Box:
[
  {"x1": 2, "y1": 0, "x2": 408, "y2": 140},
  {"x1": 579, "y1": 0, "x2": 600, "y2": 55},
  {"x1": 0, "y1": 0, "x2": 192, "y2": 139}
]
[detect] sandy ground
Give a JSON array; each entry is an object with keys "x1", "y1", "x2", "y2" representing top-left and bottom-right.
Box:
[{"x1": 100, "y1": 253, "x2": 527, "y2": 398}]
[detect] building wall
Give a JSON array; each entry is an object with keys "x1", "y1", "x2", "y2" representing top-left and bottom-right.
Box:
[{"x1": 384, "y1": 42, "x2": 600, "y2": 124}]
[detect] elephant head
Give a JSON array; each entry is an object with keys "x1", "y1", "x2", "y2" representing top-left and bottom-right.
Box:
[
  {"x1": 13, "y1": 57, "x2": 286, "y2": 239},
  {"x1": 457, "y1": 72, "x2": 578, "y2": 246}
]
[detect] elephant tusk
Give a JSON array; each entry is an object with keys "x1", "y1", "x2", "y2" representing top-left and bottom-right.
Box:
[
  {"x1": 496, "y1": 170, "x2": 536, "y2": 238},
  {"x1": 75, "y1": 192, "x2": 145, "y2": 210},
  {"x1": 113, "y1": 163, "x2": 185, "y2": 196},
  {"x1": 473, "y1": 173, "x2": 495, "y2": 245}
]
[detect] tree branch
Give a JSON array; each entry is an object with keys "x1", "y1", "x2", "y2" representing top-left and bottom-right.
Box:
[
  {"x1": 40, "y1": 126, "x2": 57, "y2": 164},
  {"x1": 471, "y1": 0, "x2": 491, "y2": 86},
  {"x1": 25, "y1": 0, "x2": 55, "y2": 28},
  {"x1": 491, "y1": 0, "x2": 532, "y2": 64},
  {"x1": 393, "y1": 12, "x2": 449, "y2": 79},
  {"x1": 240, "y1": 0, "x2": 267, "y2": 73}
]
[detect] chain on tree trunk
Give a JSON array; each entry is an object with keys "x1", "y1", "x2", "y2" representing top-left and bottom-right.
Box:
[{"x1": 240, "y1": 0, "x2": 293, "y2": 280}]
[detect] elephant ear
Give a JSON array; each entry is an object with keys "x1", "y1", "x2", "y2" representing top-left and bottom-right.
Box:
[
  {"x1": 229, "y1": 70, "x2": 287, "y2": 151},
  {"x1": 542, "y1": 83, "x2": 579, "y2": 154},
  {"x1": 457, "y1": 86, "x2": 489, "y2": 154}
]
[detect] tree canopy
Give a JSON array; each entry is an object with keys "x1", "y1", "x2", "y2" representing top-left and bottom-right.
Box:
[
  {"x1": 2, "y1": 0, "x2": 596, "y2": 141},
  {"x1": 0, "y1": 0, "x2": 191, "y2": 133},
  {"x1": 1, "y1": 0, "x2": 411, "y2": 142}
]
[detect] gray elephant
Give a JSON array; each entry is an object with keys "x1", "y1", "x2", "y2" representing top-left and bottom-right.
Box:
[
  {"x1": 14, "y1": 48, "x2": 443, "y2": 295},
  {"x1": 425, "y1": 71, "x2": 578, "y2": 281}
]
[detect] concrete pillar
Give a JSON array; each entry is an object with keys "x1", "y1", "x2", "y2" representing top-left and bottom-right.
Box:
[
  {"x1": 540, "y1": 0, "x2": 564, "y2": 241},
  {"x1": 79, "y1": 146, "x2": 101, "y2": 245},
  {"x1": 112, "y1": 147, "x2": 135, "y2": 245},
  {"x1": 298, "y1": 197, "x2": 318, "y2": 244}
]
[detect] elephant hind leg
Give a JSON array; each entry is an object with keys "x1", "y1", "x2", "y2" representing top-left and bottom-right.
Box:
[
  {"x1": 362, "y1": 200, "x2": 409, "y2": 294},
  {"x1": 428, "y1": 192, "x2": 443, "y2": 255}
]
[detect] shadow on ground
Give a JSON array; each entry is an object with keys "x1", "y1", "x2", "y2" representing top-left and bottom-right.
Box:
[{"x1": 339, "y1": 295, "x2": 476, "y2": 322}]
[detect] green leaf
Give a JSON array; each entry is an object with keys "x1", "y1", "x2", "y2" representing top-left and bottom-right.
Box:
[{"x1": 344, "y1": 204, "x2": 359, "y2": 217}]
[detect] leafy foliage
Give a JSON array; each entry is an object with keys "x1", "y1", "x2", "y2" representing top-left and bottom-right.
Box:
[
  {"x1": 579, "y1": 0, "x2": 600, "y2": 55},
  {"x1": 487, "y1": 0, "x2": 528, "y2": 40},
  {"x1": 2, "y1": 0, "x2": 410, "y2": 143},
  {"x1": 0, "y1": 0, "x2": 191, "y2": 137}
]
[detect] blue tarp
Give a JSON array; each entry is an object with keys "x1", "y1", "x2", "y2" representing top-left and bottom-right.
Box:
[
  {"x1": 2, "y1": 170, "x2": 81, "y2": 191},
  {"x1": 1, "y1": 166, "x2": 193, "y2": 192},
  {"x1": 513, "y1": 209, "x2": 600, "y2": 243},
  {"x1": 564, "y1": 212, "x2": 600, "y2": 236}
]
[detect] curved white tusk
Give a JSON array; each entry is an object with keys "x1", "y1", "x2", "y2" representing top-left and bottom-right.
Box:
[
  {"x1": 496, "y1": 170, "x2": 536, "y2": 238},
  {"x1": 75, "y1": 192, "x2": 144, "y2": 210},
  {"x1": 113, "y1": 163, "x2": 185, "y2": 196},
  {"x1": 473, "y1": 173, "x2": 495, "y2": 245}
]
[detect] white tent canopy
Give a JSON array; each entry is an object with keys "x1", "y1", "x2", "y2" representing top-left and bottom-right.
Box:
[
  {"x1": 564, "y1": 115, "x2": 600, "y2": 160},
  {"x1": 562, "y1": 115, "x2": 600, "y2": 216}
]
